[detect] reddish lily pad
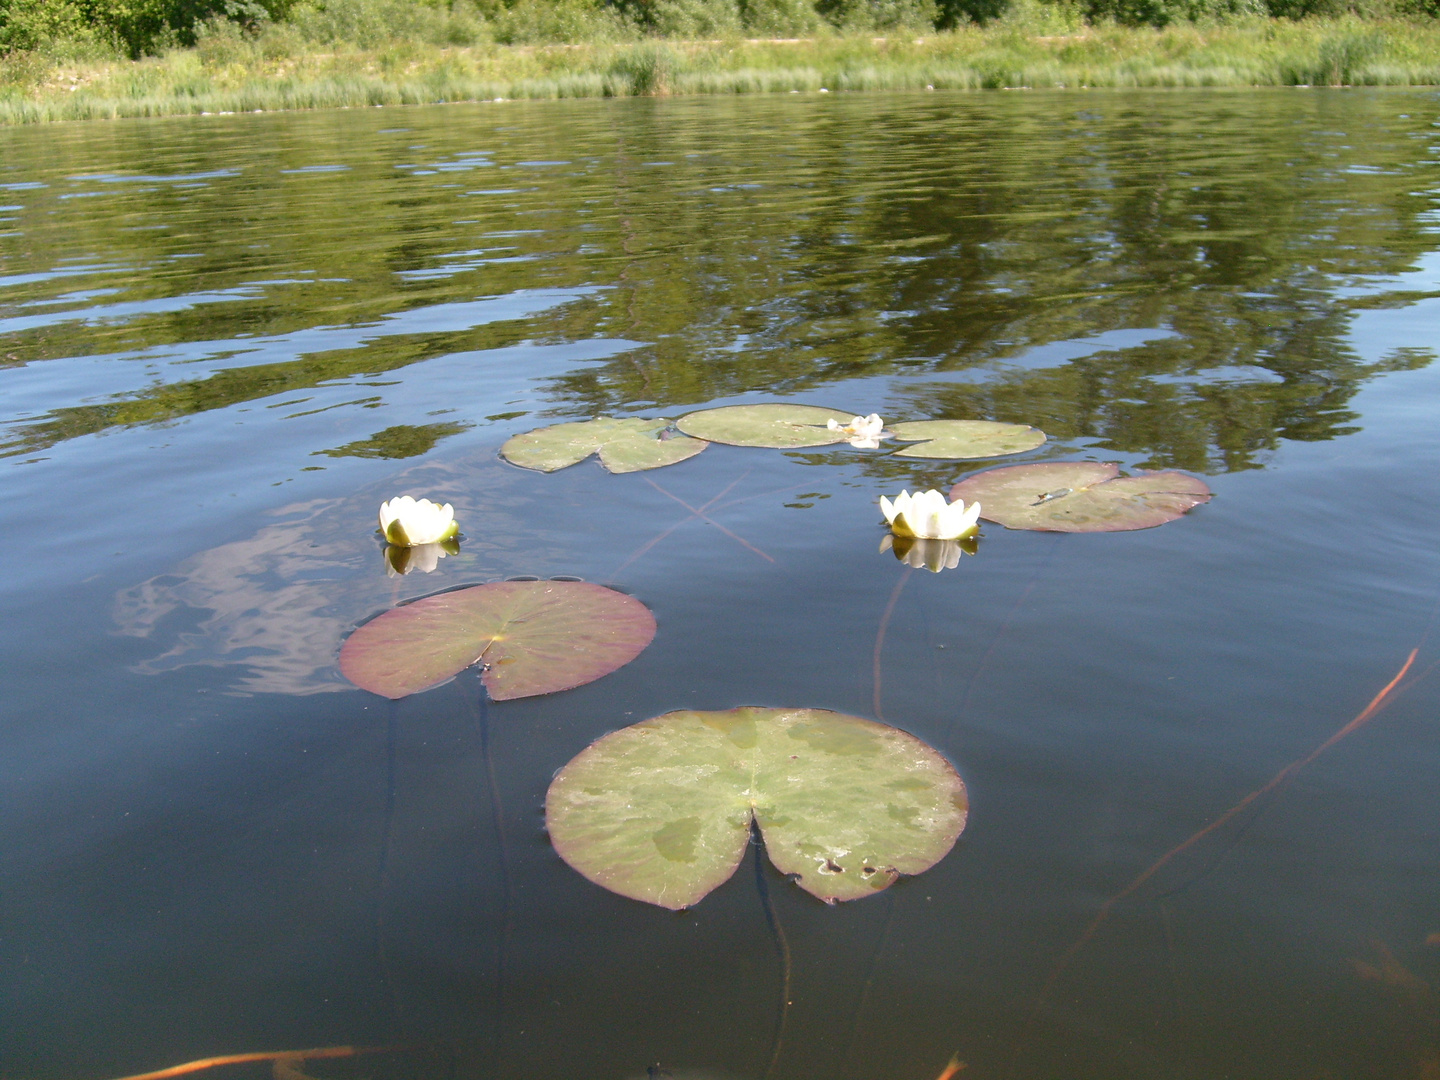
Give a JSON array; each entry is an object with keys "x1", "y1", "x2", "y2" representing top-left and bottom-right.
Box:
[
  {"x1": 546, "y1": 707, "x2": 968, "y2": 910},
  {"x1": 950, "y1": 461, "x2": 1212, "y2": 533},
  {"x1": 339, "y1": 580, "x2": 655, "y2": 700}
]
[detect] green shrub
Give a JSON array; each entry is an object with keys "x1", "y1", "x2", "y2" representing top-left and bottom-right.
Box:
[
  {"x1": 817, "y1": 0, "x2": 940, "y2": 29},
  {"x1": 493, "y1": 0, "x2": 628, "y2": 42},
  {"x1": 650, "y1": 0, "x2": 742, "y2": 36},
  {"x1": 1, "y1": 0, "x2": 96, "y2": 52},
  {"x1": 740, "y1": 0, "x2": 823, "y2": 34},
  {"x1": 0, "y1": 0, "x2": 296, "y2": 56},
  {"x1": 284, "y1": 0, "x2": 488, "y2": 46}
]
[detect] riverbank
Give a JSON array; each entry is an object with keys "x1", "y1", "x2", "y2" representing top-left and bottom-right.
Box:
[{"x1": 4, "y1": 17, "x2": 1439, "y2": 124}]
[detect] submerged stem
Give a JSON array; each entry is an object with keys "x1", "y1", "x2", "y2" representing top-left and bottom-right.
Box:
[
  {"x1": 375, "y1": 699, "x2": 400, "y2": 1028},
  {"x1": 471, "y1": 678, "x2": 513, "y2": 1079},
  {"x1": 752, "y1": 822, "x2": 793, "y2": 1080},
  {"x1": 103, "y1": 1045, "x2": 411, "y2": 1080},
  {"x1": 840, "y1": 889, "x2": 897, "y2": 1073},
  {"x1": 872, "y1": 568, "x2": 913, "y2": 722},
  {"x1": 948, "y1": 532, "x2": 1062, "y2": 746},
  {"x1": 1027, "y1": 647, "x2": 1429, "y2": 1052}
]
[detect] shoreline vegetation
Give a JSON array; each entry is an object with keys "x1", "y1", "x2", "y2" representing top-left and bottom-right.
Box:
[{"x1": 6, "y1": 1, "x2": 1440, "y2": 123}]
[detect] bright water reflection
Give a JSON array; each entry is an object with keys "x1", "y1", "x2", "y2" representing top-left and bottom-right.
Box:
[{"x1": 4, "y1": 90, "x2": 1440, "y2": 1080}]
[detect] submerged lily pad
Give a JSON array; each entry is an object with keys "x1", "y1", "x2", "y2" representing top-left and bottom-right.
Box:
[
  {"x1": 501, "y1": 417, "x2": 707, "y2": 473},
  {"x1": 889, "y1": 420, "x2": 1046, "y2": 460},
  {"x1": 339, "y1": 580, "x2": 656, "y2": 700},
  {"x1": 950, "y1": 461, "x2": 1212, "y2": 532},
  {"x1": 675, "y1": 404, "x2": 856, "y2": 448},
  {"x1": 546, "y1": 707, "x2": 967, "y2": 910}
]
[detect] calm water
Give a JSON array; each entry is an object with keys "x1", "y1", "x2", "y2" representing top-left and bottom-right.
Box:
[{"x1": 4, "y1": 88, "x2": 1440, "y2": 1080}]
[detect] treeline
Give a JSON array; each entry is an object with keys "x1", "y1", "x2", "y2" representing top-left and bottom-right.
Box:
[{"x1": 1, "y1": 0, "x2": 1434, "y2": 59}]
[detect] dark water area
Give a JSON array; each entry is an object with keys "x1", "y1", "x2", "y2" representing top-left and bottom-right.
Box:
[{"x1": 4, "y1": 88, "x2": 1440, "y2": 1080}]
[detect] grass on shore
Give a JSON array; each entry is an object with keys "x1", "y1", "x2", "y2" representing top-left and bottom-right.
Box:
[{"x1": 4, "y1": 16, "x2": 1440, "y2": 124}]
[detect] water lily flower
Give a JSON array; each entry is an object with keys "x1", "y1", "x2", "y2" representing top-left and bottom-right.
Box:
[
  {"x1": 881, "y1": 534, "x2": 977, "y2": 572},
  {"x1": 378, "y1": 495, "x2": 459, "y2": 547},
  {"x1": 827, "y1": 413, "x2": 887, "y2": 449},
  {"x1": 880, "y1": 489, "x2": 980, "y2": 540},
  {"x1": 383, "y1": 540, "x2": 458, "y2": 577}
]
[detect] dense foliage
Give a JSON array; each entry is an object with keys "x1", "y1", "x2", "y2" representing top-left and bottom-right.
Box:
[
  {"x1": 1, "y1": 0, "x2": 1430, "y2": 58},
  {"x1": 0, "y1": 0, "x2": 293, "y2": 54}
]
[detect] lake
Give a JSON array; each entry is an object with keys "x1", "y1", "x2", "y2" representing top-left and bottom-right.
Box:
[{"x1": 3, "y1": 87, "x2": 1440, "y2": 1080}]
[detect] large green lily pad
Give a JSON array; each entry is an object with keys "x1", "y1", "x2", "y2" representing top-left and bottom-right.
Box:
[
  {"x1": 950, "y1": 461, "x2": 1212, "y2": 532},
  {"x1": 339, "y1": 580, "x2": 656, "y2": 700},
  {"x1": 546, "y1": 707, "x2": 968, "y2": 909},
  {"x1": 889, "y1": 420, "x2": 1046, "y2": 460},
  {"x1": 674, "y1": 404, "x2": 857, "y2": 448},
  {"x1": 501, "y1": 417, "x2": 707, "y2": 473}
]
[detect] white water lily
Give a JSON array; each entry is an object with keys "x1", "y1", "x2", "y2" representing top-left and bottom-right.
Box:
[
  {"x1": 378, "y1": 495, "x2": 459, "y2": 547},
  {"x1": 827, "y1": 412, "x2": 887, "y2": 449},
  {"x1": 879, "y1": 489, "x2": 981, "y2": 540}
]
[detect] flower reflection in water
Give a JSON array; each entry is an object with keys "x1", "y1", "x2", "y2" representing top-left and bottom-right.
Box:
[
  {"x1": 880, "y1": 533, "x2": 979, "y2": 573},
  {"x1": 383, "y1": 538, "x2": 461, "y2": 577}
]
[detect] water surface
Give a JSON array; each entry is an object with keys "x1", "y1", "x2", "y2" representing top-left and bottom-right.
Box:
[{"x1": 4, "y1": 88, "x2": 1440, "y2": 1080}]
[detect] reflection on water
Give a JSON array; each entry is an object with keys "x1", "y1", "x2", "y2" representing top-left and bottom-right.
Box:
[
  {"x1": 2, "y1": 93, "x2": 1438, "y2": 473},
  {"x1": 384, "y1": 538, "x2": 461, "y2": 576},
  {"x1": 112, "y1": 460, "x2": 553, "y2": 695},
  {"x1": 113, "y1": 497, "x2": 361, "y2": 696},
  {"x1": 881, "y1": 534, "x2": 979, "y2": 572},
  {"x1": 6, "y1": 90, "x2": 1440, "y2": 1080}
]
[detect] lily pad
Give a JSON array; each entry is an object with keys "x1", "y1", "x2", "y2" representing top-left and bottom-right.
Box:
[
  {"x1": 889, "y1": 419, "x2": 1046, "y2": 460},
  {"x1": 545, "y1": 707, "x2": 967, "y2": 909},
  {"x1": 339, "y1": 580, "x2": 656, "y2": 700},
  {"x1": 674, "y1": 404, "x2": 857, "y2": 448},
  {"x1": 501, "y1": 417, "x2": 707, "y2": 473},
  {"x1": 950, "y1": 461, "x2": 1212, "y2": 533}
]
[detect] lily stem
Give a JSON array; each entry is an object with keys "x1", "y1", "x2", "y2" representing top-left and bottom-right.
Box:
[
  {"x1": 1016, "y1": 647, "x2": 1431, "y2": 1079},
  {"x1": 375, "y1": 699, "x2": 400, "y2": 1032},
  {"x1": 472, "y1": 680, "x2": 513, "y2": 1080},
  {"x1": 840, "y1": 889, "x2": 897, "y2": 1074},
  {"x1": 873, "y1": 568, "x2": 913, "y2": 722},
  {"x1": 753, "y1": 822, "x2": 793, "y2": 1080}
]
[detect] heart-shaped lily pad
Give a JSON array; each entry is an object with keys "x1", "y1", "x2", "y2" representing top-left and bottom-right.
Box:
[
  {"x1": 339, "y1": 580, "x2": 656, "y2": 700},
  {"x1": 545, "y1": 707, "x2": 967, "y2": 909},
  {"x1": 675, "y1": 404, "x2": 857, "y2": 448},
  {"x1": 501, "y1": 417, "x2": 707, "y2": 473},
  {"x1": 950, "y1": 461, "x2": 1212, "y2": 532},
  {"x1": 889, "y1": 420, "x2": 1046, "y2": 460}
]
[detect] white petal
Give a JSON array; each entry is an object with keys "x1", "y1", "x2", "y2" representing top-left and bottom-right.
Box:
[
  {"x1": 879, "y1": 495, "x2": 898, "y2": 524},
  {"x1": 410, "y1": 500, "x2": 444, "y2": 544},
  {"x1": 951, "y1": 500, "x2": 981, "y2": 536}
]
